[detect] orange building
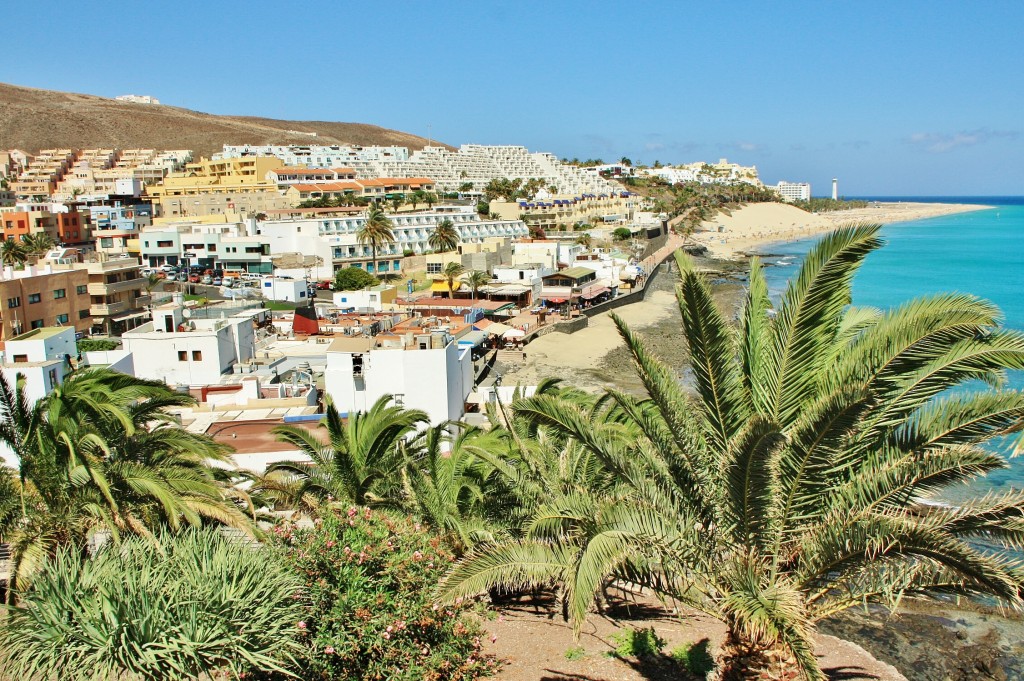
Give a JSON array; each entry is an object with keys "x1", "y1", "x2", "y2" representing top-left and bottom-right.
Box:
[{"x1": 1, "y1": 209, "x2": 90, "y2": 245}]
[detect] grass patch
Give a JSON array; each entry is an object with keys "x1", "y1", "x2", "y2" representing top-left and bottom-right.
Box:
[
  {"x1": 564, "y1": 645, "x2": 586, "y2": 661},
  {"x1": 670, "y1": 639, "x2": 714, "y2": 677},
  {"x1": 607, "y1": 627, "x2": 665, "y2": 659},
  {"x1": 262, "y1": 301, "x2": 297, "y2": 311}
]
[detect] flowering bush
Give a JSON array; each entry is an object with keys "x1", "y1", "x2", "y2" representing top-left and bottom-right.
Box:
[{"x1": 274, "y1": 508, "x2": 498, "y2": 680}]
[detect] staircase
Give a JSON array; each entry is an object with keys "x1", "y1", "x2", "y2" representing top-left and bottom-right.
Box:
[{"x1": 496, "y1": 349, "x2": 526, "y2": 365}]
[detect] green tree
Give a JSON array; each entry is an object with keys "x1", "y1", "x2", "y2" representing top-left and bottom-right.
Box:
[
  {"x1": 0, "y1": 239, "x2": 27, "y2": 268},
  {"x1": 441, "y1": 225, "x2": 1024, "y2": 680},
  {"x1": 574, "y1": 232, "x2": 593, "y2": 249},
  {"x1": 459, "y1": 182, "x2": 475, "y2": 193},
  {"x1": 0, "y1": 369, "x2": 253, "y2": 591},
  {"x1": 388, "y1": 195, "x2": 404, "y2": 213},
  {"x1": 268, "y1": 396, "x2": 428, "y2": 508},
  {"x1": 612, "y1": 227, "x2": 632, "y2": 241},
  {"x1": 357, "y1": 206, "x2": 396, "y2": 280},
  {"x1": 428, "y1": 218, "x2": 460, "y2": 253},
  {"x1": 19, "y1": 232, "x2": 55, "y2": 257},
  {"x1": 424, "y1": 191, "x2": 438, "y2": 209},
  {"x1": 465, "y1": 269, "x2": 490, "y2": 303},
  {"x1": 334, "y1": 266, "x2": 379, "y2": 291},
  {"x1": 441, "y1": 261, "x2": 465, "y2": 299},
  {"x1": 0, "y1": 529, "x2": 305, "y2": 680}
]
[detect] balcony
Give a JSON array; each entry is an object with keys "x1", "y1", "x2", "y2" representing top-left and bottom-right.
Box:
[
  {"x1": 91, "y1": 301, "x2": 129, "y2": 317},
  {"x1": 88, "y1": 277, "x2": 144, "y2": 295}
]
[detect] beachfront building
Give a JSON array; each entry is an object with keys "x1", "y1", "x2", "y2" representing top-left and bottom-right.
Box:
[
  {"x1": 324, "y1": 324, "x2": 473, "y2": 426},
  {"x1": 488, "y1": 191, "x2": 638, "y2": 231},
  {"x1": 539, "y1": 266, "x2": 612, "y2": 306},
  {"x1": 217, "y1": 145, "x2": 410, "y2": 177},
  {"x1": 282, "y1": 177, "x2": 437, "y2": 205},
  {"x1": 775, "y1": 181, "x2": 811, "y2": 202},
  {"x1": 636, "y1": 159, "x2": 762, "y2": 186},
  {"x1": 256, "y1": 206, "x2": 527, "y2": 277},
  {"x1": 120, "y1": 304, "x2": 257, "y2": 386},
  {"x1": 0, "y1": 264, "x2": 91, "y2": 341},
  {"x1": 509, "y1": 239, "x2": 583, "y2": 270}
]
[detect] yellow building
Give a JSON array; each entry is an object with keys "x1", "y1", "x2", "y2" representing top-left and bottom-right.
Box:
[
  {"x1": 489, "y1": 191, "x2": 637, "y2": 230},
  {"x1": 145, "y1": 156, "x2": 288, "y2": 218}
]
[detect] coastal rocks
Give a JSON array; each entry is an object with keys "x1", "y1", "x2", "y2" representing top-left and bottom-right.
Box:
[
  {"x1": 683, "y1": 243, "x2": 709, "y2": 256},
  {"x1": 820, "y1": 605, "x2": 1023, "y2": 681}
]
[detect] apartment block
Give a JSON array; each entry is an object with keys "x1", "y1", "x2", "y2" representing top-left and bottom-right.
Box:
[
  {"x1": 81, "y1": 258, "x2": 148, "y2": 335},
  {"x1": 0, "y1": 205, "x2": 90, "y2": 245},
  {"x1": 145, "y1": 156, "x2": 288, "y2": 218},
  {"x1": 0, "y1": 265, "x2": 91, "y2": 341}
]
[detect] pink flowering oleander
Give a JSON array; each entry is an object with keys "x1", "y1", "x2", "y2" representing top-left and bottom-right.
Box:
[
  {"x1": 297, "y1": 621, "x2": 307, "y2": 630},
  {"x1": 324, "y1": 646, "x2": 335, "y2": 655}
]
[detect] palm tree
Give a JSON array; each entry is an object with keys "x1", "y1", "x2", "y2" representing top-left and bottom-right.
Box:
[
  {"x1": 441, "y1": 261, "x2": 465, "y2": 299},
  {"x1": 0, "y1": 369, "x2": 254, "y2": 592},
  {"x1": 357, "y1": 206, "x2": 396, "y2": 280},
  {"x1": 441, "y1": 225, "x2": 1024, "y2": 680},
  {"x1": 574, "y1": 233, "x2": 593, "y2": 249},
  {"x1": 268, "y1": 396, "x2": 428, "y2": 509},
  {"x1": 424, "y1": 192, "x2": 438, "y2": 209},
  {"x1": 465, "y1": 270, "x2": 490, "y2": 303},
  {"x1": 0, "y1": 239, "x2": 27, "y2": 268},
  {"x1": 428, "y1": 218, "x2": 459, "y2": 253},
  {"x1": 20, "y1": 233, "x2": 55, "y2": 258},
  {"x1": 388, "y1": 195, "x2": 404, "y2": 213}
]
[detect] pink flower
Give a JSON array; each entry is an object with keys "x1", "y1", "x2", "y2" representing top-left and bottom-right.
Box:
[
  {"x1": 414, "y1": 523, "x2": 422, "y2": 531},
  {"x1": 297, "y1": 621, "x2": 307, "y2": 630},
  {"x1": 382, "y1": 632, "x2": 391, "y2": 640},
  {"x1": 422, "y1": 646, "x2": 430, "y2": 655},
  {"x1": 490, "y1": 634, "x2": 497, "y2": 643},
  {"x1": 413, "y1": 550, "x2": 423, "y2": 561},
  {"x1": 347, "y1": 507, "x2": 357, "y2": 517},
  {"x1": 326, "y1": 540, "x2": 336, "y2": 548},
  {"x1": 324, "y1": 646, "x2": 335, "y2": 655}
]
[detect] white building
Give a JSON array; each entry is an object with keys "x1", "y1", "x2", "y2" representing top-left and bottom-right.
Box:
[
  {"x1": 332, "y1": 285, "x2": 397, "y2": 312},
  {"x1": 121, "y1": 304, "x2": 257, "y2": 386},
  {"x1": 0, "y1": 327, "x2": 76, "y2": 466},
  {"x1": 637, "y1": 159, "x2": 762, "y2": 186},
  {"x1": 509, "y1": 240, "x2": 583, "y2": 270},
  {"x1": 324, "y1": 330, "x2": 473, "y2": 426},
  {"x1": 775, "y1": 181, "x2": 812, "y2": 202},
  {"x1": 115, "y1": 95, "x2": 161, "y2": 104},
  {"x1": 260, "y1": 277, "x2": 309, "y2": 303},
  {"x1": 257, "y1": 206, "x2": 528, "y2": 277}
]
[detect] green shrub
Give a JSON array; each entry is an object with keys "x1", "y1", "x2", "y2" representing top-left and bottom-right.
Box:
[
  {"x1": 612, "y1": 227, "x2": 633, "y2": 241},
  {"x1": 608, "y1": 626, "x2": 665, "y2": 659},
  {"x1": 564, "y1": 645, "x2": 586, "y2": 661},
  {"x1": 76, "y1": 338, "x2": 118, "y2": 353},
  {"x1": 275, "y1": 508, "x2": 498, "y2": 680},
  {"x1": 671, "y1": 639, "x2": 715, "y2": 676},
  {"x1": 0, "y1": 529, "x2": 305, "y2": 681}
]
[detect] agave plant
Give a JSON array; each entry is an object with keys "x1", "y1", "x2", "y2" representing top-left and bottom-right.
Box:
[
  {"x1": 441, "y1": 225, "x2": 1024, "y2": 680},
  {"x1": 0, "y1": 528, "x2": 306, "y2": 680}
]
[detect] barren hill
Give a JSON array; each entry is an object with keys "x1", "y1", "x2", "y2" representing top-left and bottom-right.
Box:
[{"x1": 0, "y1": 82, "x2": 447, "y2": 158}]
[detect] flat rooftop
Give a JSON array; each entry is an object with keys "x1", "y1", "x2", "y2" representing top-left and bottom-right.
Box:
[{"x1": 9, "y1": 327, "x2": 72, "y2": 341}]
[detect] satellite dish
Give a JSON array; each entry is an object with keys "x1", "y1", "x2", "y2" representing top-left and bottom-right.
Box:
[{"x1": 182, "y1": 308, "x2": 192, "y2": 319}]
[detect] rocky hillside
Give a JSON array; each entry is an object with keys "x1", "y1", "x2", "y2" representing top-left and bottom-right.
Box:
[{"x1": 0, "y1": 82, "x2": 446, "y2": 158}]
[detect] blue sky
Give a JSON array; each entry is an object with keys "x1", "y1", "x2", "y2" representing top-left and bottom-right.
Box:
[{"x1": 6, "y1": 1, "x2": 1023, "y2": 196}]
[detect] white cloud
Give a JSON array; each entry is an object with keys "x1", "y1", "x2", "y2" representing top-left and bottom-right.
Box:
[{"x1": 905, "y1": 128, "x2": 1018, "y2": 153}]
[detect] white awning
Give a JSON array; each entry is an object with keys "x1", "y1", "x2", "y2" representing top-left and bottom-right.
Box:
[
  {"x1": 485, "y1": 284, "x2": 531, "y2": 295},
  {"x1": 485, "y1": 322, "x2": 513, "y2": 335}
]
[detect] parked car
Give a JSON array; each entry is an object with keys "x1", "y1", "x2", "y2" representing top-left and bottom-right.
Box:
[
  {"x1": 177, "y1": 272, "x2": 189, "y2": 282},
  {"x1": 155, "y1": 271, "x2": 168, "y2": 280},
  {"x1": 221, "y1": 278, "x2": 234, "y2": 288},
  {"x1": 315, "y1": 280, "x2": 332, "y2": 290},
  {"x1": 160, "y1": 264, "x2": 177, "y2": 272},
  {"x1": 189, "y1": 274, "x2": 201, "y2": 283},
  {"x1": 201, "y1": 275, "x2": 213, "y2": 285},
  {"x1": 211, "y1": 277, "x2": 222, "y2": 286}
]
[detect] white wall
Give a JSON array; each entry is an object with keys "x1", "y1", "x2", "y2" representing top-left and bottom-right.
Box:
[
  {"x1": 260, "y1": 277, "x2": 309, "y2": 303},
  {"x1": 122, "y1": 329, "x2": 236, "y2": 386},
  {"x1": 324, "y1": 339, "x2": 470, "y2": 425},
  {"x1": 4, "y1": 327, "x2": 77, "y2": 363}
]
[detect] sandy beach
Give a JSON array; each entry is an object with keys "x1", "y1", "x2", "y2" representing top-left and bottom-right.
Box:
[{"x1": 691, "y1": 201, "x2": 991, "y2": 259}]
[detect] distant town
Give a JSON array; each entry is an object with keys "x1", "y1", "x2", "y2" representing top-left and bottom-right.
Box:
[{"x1": 0, "y1": 143, "x2": 798, "y2": 471}]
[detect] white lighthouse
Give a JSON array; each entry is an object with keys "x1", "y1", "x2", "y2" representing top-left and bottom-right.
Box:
[{"x1": 831, "y1": 178, "x2": 838, "y2": 201}]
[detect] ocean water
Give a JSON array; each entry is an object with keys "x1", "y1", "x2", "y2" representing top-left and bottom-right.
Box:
[{"x1": 759, "y1": 197, "x2": 1024, "y2": 499}]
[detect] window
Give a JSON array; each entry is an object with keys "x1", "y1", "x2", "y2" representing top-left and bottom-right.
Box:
[
  {"x1": 28, "y1": 293, "x2": 41, "y2": 304},
  {"x1": 54, "y1": 288, "x2": 66, "y2": 299},
  {"x1": 178, "y1": 351, "x2": 187, "y2": 362},
  {"x1": 76, "y1": 285, "x2": 87, "y2": 295},
  {"x1": 426, "y1": 263, "x2": 442, "y2": 274},
  {"x1": 30, "y1": 320, "x2": 43, "y2": 329},
  {"x1": 7, "y1": 297, "x2": 20, "y2": 308},
  {"x1": 207, "y1": 244, "x2": 216, "y2": 252},
  {"x1": 79, "y1": 309, "x2": 90, "y2": 319},
  {"x1": 12, "y1": 355, "x2": 27, "y2": 363},
  {"x1": 192, "y1": 350, "x2": 202, "y2": 361},
  {"x1": 157, "y1": 240, "x2": 173, "y2": 248},
  {"x1": 56, "y1": 313, "x2": 69, "y2": 324}
]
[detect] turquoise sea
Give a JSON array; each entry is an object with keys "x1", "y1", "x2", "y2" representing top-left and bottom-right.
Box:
[{"x1": 760, "y1": 197, "x2": 1024, "y2": 500}]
